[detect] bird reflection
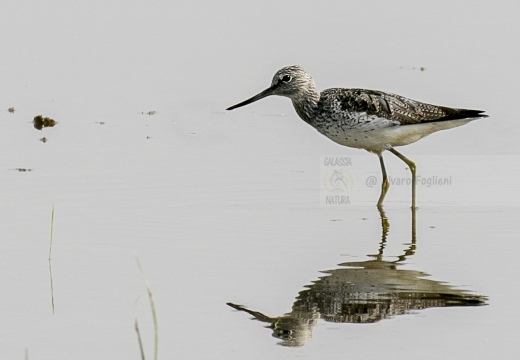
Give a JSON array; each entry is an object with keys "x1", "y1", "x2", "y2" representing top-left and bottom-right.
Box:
[{"x1": 227, "y1": 208, "x2": 486, "y2": 347}]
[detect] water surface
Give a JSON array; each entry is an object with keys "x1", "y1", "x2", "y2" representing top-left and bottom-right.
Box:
[{"x1": 1, "y1": 1, "x2": 519, "y2": 359}]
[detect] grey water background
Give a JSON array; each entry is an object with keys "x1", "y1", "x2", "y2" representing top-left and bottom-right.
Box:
[{"x1": 1, "y1": 0, "x2": 519, "y2": 358}]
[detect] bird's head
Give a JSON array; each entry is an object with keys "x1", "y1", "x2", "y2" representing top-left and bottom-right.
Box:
[{"x1": 226, "y1": 65, "x2": 316, "y2": 110}]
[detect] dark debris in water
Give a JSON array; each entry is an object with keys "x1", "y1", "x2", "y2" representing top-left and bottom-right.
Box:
[
  {"x1": 8, "y1": 107, "x2": 15, "y2": 113},
  {"x1": 34, "y1": 115, "x2": 57, "y2": 130},
  {"x1": 399, "y1": 66, "x2": 426, "y2": 71},
  {"x1": 40, "y1": 137, "x2": 48, "y2": 143},
  {"x1": 140, "y1": 111, "x2": 156, "y2": 115},
  {"x1": 13, "y1": 168, "x2": 33, "y2": 172}
]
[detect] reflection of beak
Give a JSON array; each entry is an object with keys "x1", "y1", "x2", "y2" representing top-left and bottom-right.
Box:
[
  {"x1": 226, "y1": 302, "x2": 275, "y2": 323},
  {"x1": 226, "y1": 86, "x2": 276, "y2": 110}
]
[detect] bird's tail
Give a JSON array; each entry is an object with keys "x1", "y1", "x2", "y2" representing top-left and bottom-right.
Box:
[
  {"x1": 455, "y1": 109, "x2": 488, "y2": 119},
  {"x1": 438, "y1": 107, "x2": 488, "y2": 121}
]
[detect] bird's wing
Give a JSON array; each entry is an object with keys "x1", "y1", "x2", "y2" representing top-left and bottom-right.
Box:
[{"x1": 319, "y1": 88, "x2": 486, "y2": 125}]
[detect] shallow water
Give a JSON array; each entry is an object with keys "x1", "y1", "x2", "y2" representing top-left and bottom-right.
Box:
[{"x1": 1, "y1": 1, "x2": 520, "y2": 359}]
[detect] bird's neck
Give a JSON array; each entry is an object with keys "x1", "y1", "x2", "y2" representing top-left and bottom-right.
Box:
[{"x1": 291, "y1": 87, "x2": 320, "y2": 125}]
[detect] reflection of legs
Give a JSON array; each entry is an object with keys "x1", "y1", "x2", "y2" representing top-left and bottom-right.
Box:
[
  {"x1": 411, "y1": 205, "x2": 417, "y2": 245},
  {"x1": 376, "y1": 152, "x2": 390, "y2": 208},
  {"x1": 374, "y1": 205, "x2": 390, "y2": 261},
  {"x1": 377, "y1": 204, "x2": 389, "y2": 242},
  {"x1": 396, "y1": 205, "x2": 417, "y2": 263},
  {"x1": 389, "y1": 148, "x2": 417, "y2": 209}
]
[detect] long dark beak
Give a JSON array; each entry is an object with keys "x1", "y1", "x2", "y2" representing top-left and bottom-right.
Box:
[
  {"x1": 226, "y1": 302, "x2": 275, "y2": 323},
  {"x1": 226, "y1": 86, "x2": 275, "y2": 111}
]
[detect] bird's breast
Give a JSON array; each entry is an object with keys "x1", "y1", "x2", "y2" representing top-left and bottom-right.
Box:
[{"x1": 311, "y1": 112, "x2": 399, "y2": 151}]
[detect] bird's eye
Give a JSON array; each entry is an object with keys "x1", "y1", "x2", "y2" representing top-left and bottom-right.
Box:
[{"x1": 281, "y1": 75, "x2": 292, "y2": 82}]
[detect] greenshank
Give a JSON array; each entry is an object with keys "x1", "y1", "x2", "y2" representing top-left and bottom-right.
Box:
[{"x1": 227, "y1": 65, "x2": 487, "y2": 207}]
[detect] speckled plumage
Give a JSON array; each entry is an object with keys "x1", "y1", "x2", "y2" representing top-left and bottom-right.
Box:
[{"x1": 227, "y1": 65, "x2": 488, "y2": 207}]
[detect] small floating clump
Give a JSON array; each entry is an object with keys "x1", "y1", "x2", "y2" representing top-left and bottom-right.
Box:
[
  {"x1": 33, "y1": 115, "x2": 57, "y2": 130},
  {"x1": 140, "y1": 110, "x2": 156, "y2": 115}
]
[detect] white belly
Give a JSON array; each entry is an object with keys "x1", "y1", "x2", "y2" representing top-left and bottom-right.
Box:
[{"x1": 316, "y1": 119, "x2": 473, "y2": 152}]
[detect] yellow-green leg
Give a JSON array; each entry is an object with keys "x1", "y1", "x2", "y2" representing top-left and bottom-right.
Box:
[
  {"x1": 389, "y1": 148, "x2": 417, "y2": 209},
  {"x1": 376, "y1": 152, "x2": 390, "y2": 208}
]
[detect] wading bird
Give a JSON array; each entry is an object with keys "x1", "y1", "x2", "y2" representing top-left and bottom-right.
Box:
[{"x1": 227, "y1": 65, "x2": 487, "y2": 207}]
